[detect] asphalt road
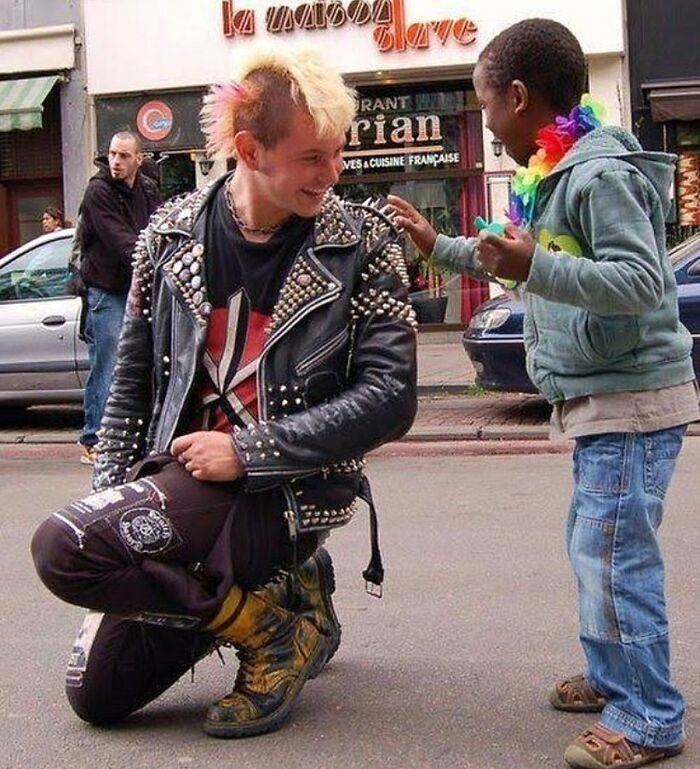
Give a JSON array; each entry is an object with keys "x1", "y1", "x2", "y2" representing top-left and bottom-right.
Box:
[{"x1": 1, "y1": 447, "x2": 698, "y2": 769}]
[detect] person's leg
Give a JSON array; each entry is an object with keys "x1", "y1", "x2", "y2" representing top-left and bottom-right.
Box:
[
  {"x1": 32, "y1": 458, "x2": 321, "y2": 729},
  {"x1": 31, "y1": 458, "x2": 239, "y2": 622},
  {"x1": 567, "y1": 429, "x2": 686, "y2": 749},
  {"x1": 65, "y1": 611, "x2": 214, "y2": 724},
  {"x1": 80, "y1": 288, "x2": 126, "y2": 449}
]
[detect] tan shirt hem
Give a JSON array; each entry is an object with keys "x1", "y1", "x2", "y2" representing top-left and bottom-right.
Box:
[{"x1": 549, "y1": 380, "x2": 700, "y2": 441}]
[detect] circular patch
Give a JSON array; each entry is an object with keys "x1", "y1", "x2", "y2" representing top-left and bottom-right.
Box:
[{"x1": 119, "y1": 508, "x2": 174, "y2": 554}]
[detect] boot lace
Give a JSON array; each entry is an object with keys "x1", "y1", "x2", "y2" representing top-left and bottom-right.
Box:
[{"x1": 233, "y1": 647, "x2": 259, "y2": 690}]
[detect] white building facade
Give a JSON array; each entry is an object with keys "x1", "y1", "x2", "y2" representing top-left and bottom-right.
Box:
[{"x1": 82, "y1": 0, "x2": 629, "y2": 324}]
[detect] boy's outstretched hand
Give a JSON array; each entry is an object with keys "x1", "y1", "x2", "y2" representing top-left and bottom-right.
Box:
[
  {"x1": 477, "y1": 223, "x2": 536, "y2": 282},
  {"x1": 387, "y1": 195, "x2": 437, "y2": 256}
]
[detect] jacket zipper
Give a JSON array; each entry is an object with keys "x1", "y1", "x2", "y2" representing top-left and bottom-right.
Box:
[
  {"x1": 257, "y1": 287, "x2": 341, "y2": 420},
  {"x1": 283, "y1": 508, "x2": 297, "y2": 541},
  {"x1": 295, "y1": 326, "x2": 350, "y2": 377}
]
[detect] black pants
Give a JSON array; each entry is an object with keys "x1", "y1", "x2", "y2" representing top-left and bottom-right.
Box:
[{"x1": 31, "y1": 456, "x2": 316, "y2": 723}]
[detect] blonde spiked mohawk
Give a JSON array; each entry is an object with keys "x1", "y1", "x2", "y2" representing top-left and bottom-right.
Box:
[{"x1": 200, "y1": 45, "x2": 356, "y2": 160}]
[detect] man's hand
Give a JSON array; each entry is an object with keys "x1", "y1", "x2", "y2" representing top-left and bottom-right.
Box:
[
  {"x1": 477, "y1": 224, "x2": 536, "y2": 282},
  {"x1": 170, "y1": 431, "x2": 245, "y2": 482},
  {"x1": 386, "y1": 195, "x2": 437, "y2": 256}
]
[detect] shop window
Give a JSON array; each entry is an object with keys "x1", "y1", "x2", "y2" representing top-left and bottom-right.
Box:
[
  {"x1": 340, "y1": 83, "x2": 488, "y2": 325},
  {"x1": 0, "y1": 89, "x2": 62, "y2": 182},
  {"x1": 17, "y1": 192, "x2": 60, "y2": 244},
  {"x1": 671, "y1": 121, "x2": 700, "y2": 246},
  {"x1": 0, "y1": 89, "x2": 63, "y2": 252},
  {"x1": 157, "y1": 152, "x2": 196, "y2": 199}
]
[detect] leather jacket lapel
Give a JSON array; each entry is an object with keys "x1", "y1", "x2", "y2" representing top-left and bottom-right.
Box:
[
  {"x1": 151, "y1": 179, "x2": 222, "y2": 329},
  {"x1": 161, "y1": 239, "x2": 211, "y2": 328},
  {"x1": 266, "y1": 249, "x2": 341, "y2": 346},
  {"x1": 266, "y1": 192, "x2": 360, "y2": 347}
]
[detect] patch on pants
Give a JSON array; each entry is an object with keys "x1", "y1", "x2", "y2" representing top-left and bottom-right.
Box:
[
  {"x1": 117, "y1": 507, "x2": 181, "y2": 555},
  {"x1": 66, "y1": 611, "x2": 104, "y2": 688}
]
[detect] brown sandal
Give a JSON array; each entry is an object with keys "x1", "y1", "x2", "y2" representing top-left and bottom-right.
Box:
[
  {"x1": 564, "y1": 723, "x2": 684, "y2": 769},
  {"x1": 550, "y1": 674, "x2": 607, "y2": 712}
]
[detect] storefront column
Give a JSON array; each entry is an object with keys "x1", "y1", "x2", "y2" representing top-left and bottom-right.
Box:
[{"x1": 588, "y1": 55, "x2": 630, "y2": 128}]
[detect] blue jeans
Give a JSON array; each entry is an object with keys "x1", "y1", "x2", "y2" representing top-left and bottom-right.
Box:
[
  {"x1": 568, "y1": 427, "x2": 686, "y2": 748},
  {"x1": 80, "y1": 288, "x2": 127, "y2": 447}
]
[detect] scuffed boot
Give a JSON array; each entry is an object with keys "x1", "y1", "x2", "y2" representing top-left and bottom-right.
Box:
[
  {"x1": 295, "y1": 547, "x2": 341, "y2": 676},
  {"x1": 203, "y1": 585, "x2": 327, "y2": 738},
  {"x1": 257, "y1": 546, "x2": 342, "y2": 678}
]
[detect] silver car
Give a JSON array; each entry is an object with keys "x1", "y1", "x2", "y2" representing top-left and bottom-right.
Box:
[{"x1": 0, "y1": 229, "x2": 89, "y2": 405}]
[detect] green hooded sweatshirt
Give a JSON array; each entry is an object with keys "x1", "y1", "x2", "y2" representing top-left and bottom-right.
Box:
[{"x1": 432, "y1": 126, "x2": 695, "y2": 403}]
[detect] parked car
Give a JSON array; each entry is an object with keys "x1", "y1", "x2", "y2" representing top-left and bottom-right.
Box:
[
  {"x1": 464, "y1": 233, "x2": 700, "y2": 393},
  {"x1": 0, "y1": 228, "x2": 89, "y2": 406}
]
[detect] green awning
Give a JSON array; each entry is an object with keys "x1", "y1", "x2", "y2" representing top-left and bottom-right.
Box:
[{"x1": 0, "y1": 75, "x2": 59, "y2": 132}]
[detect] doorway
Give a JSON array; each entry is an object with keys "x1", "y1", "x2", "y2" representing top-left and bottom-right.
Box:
[{"x1": 7, "y1": 181, "x2": 64, "y2": 247}]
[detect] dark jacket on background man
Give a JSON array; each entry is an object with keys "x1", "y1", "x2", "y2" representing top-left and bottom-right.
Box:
[{"x1": 80, "y1": 161, "x2": 162, "y2": 295}]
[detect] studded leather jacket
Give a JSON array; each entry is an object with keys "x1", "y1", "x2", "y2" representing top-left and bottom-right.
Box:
[{"x1": 93, "y1": 175, "x2": 417, "y2": 549}]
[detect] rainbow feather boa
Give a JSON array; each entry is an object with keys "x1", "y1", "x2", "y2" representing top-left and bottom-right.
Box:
[{"x1": 508, "y1": 94, "x2": 606, "y2": 227}]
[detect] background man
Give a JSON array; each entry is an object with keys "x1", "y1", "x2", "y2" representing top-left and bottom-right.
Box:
[{"x1": 77, "y1": 131, "x2": 162, "y2": 464}]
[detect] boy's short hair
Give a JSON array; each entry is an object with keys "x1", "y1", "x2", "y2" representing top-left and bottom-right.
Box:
[
  {"x1": 478, "y1": 18, "x2": 587, "y2": 113},
  {"x1": 201, "y1": 46, "x2": 356, "y2": 159}
]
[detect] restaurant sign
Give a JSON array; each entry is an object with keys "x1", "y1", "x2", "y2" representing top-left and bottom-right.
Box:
[
  {"x1": 343, "y1": 92, "x2": 465, "y2": 175},
  {"x1": 222, "y1": 0, "x2": 478, "y2": 53}
]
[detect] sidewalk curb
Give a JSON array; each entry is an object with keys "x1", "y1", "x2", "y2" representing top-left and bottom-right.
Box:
[
  {"x1": 1, "y1": 411, "x2": 699, "y2": 451},
  {"x1": 0, "y1": 439, "x2": 573, "y2": 461},
  {"x1": 417, "y1": 384, "x2": 474, "y2": 396},
  {"x1": 371, "y1": 439, "x2": 572, "y2": 458},
  {"x1": 404, "y1": 425, "x2": 550, "y2": 442},
  {"x1": 0, "y1": 434, "x2": 76, "y2": 445}
]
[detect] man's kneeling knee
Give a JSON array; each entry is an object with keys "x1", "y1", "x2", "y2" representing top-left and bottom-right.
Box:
[{"x1": 31, "y1": 517, "x2": 89, "y2": 604}]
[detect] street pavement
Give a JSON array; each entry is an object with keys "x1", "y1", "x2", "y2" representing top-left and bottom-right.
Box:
[{"x1": 1, "y1": 448, "x2": 698, "y2": 769}]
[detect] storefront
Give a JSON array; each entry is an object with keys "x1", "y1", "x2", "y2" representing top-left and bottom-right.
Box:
[
  {"x1": 94, "y1": 89, "x2": 206, "y2": 199},
  {"x1": 83, "y1": 0, "x2": 627, "y2": 325},
  {"x1": 0, "y1": 3, "x2": 87, "y2": 254},
  {"x1": 627, "y1": 0, "x2": 700, "y2": 247}
]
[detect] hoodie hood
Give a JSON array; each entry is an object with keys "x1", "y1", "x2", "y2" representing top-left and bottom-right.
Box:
[{"x1": 549, "y1": 125, "x2": 676, "y2": 213}]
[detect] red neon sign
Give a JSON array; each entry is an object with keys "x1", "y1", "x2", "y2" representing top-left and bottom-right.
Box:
[{"x1": 221, "y1": 0, "x2": 478, "y2": 52}]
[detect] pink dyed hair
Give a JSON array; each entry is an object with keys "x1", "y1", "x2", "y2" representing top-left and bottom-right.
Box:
[
  {"x1": 200, "y1": 46, "x2": 356, "y2": 161},
  {"x1": 200, "y1": 81, "x2": 260, "y2": 160}
]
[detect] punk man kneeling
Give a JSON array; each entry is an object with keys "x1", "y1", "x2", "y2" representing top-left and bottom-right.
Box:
[{"x1": 31, "y1": 45, "x2": 417, "y2": 738}]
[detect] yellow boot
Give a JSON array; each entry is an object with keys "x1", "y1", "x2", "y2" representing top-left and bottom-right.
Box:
[
  {"x1": 203, "y1": 585, "x2": 326, "y2": 738},
  {"x1": 257, "y1": 547, "x2": 341, "y2": 679}
]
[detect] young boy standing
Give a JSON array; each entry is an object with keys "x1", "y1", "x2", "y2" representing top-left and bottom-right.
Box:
[{"x1": 391, "y1": 18, "x2": 697, "y2": 769}]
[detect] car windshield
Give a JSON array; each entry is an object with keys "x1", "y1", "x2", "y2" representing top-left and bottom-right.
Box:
[
  {"x1": 0, "y1": 235, "x2": 72, "y2": 301},
  {"x1": 670, "y1": 233, "x2": 700, "y2": 266}
]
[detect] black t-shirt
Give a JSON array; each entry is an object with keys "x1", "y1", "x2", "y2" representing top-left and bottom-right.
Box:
[{"x1": 191, "y1": 187, "x2": 313, "y2": 431}]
